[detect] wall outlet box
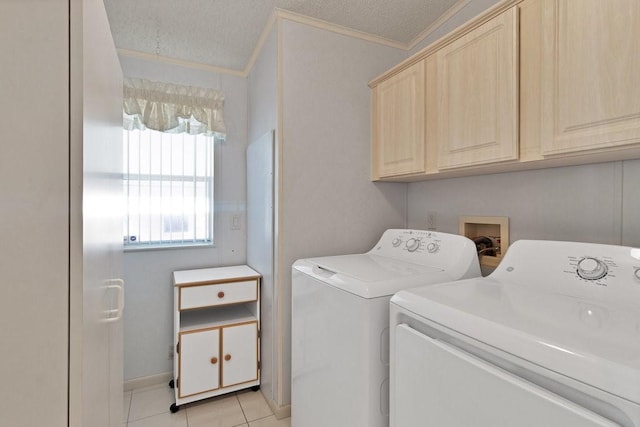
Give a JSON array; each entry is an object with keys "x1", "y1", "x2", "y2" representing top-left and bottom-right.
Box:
[{"x1": 459, "y1": 215, "x2": 509, "y2": 268}]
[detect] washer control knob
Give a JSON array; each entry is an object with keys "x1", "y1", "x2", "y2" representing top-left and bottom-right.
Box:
[
  {"x1": 406, "y1": 238, "x2": 421, "y2": 252},
  {"x1": 426, "y1": 242, "x2": 440, "y2": 253},
  {"x1": 577, "y1": 257, "x2": 608, "y2": 280},
  {"x1": 392, "y1": 238, "x2": 402, "y2": 247}
]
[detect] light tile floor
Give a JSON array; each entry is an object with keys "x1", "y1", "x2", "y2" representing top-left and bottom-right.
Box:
[{"x1": 124, "y1": 383, "x2": 290, "y2": 427}]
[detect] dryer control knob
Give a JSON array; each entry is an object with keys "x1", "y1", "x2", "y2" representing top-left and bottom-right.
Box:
[
  {"x1": 406, "y1": 238, "x2": 420, "y2": 252},
  {"x1": 634, "y1": 268, "x2": 640, "y2": 281},
  {"x1": 426, "y1": 242, "x2": 440, "y2": 253},
  {"x1": 577, "y1": 257, "x2": 608, "y2": 280},
  {"x1": 392, "y1": 238, "x2": 402, "y2": 247}
]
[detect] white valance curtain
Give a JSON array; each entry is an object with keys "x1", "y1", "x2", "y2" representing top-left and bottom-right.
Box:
[{"x1": 123, "y1": 78, "x2": 226, "y2": 137}]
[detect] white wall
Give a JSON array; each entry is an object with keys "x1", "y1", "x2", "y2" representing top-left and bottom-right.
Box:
[
  {"x1": 407, "y1": 160, "x2": 640, "y2": 263},
  {"x1": 279, "y1": 19, "x2": 408, "y2": 404},
  {"x1": 119, "y1": 56, "x2": 249, "y2": 381},
  {"x1": 247, "y1": 26, "x2": 279, "y2": 405}
]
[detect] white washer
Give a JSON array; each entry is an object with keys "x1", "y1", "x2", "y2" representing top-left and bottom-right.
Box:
[
  {"x1": 291, "y1": 229, "x2": 480, "y2": 427},
  {"x1": 390, "y1": 240, "x2": 640, "y2": 427}
]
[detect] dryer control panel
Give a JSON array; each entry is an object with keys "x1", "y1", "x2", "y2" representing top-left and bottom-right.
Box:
[{"x1": 493, "y1": 240, "x2": 640, "y2": 303}]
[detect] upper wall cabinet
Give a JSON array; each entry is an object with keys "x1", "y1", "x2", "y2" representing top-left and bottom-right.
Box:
[
  {"x1": 369, "y1": 0, "x2": 640, "y2": 182},
  {"x1": 435, "y1": 7, "x2": 519, "y2": 170},
  {"x1": 539, "y1": 0, "x2": 640, "y2": 156},
  {"x1": 371, "y1": 60, "x2": 425, "y2": 179}
]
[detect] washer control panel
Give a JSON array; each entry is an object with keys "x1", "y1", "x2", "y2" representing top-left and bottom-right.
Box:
[
  {"x1": 370, "y1": 229, "x2": 478, "y2": 268},
  {"x1": 378, "y1": 229, "x2": 442, "y2": 255}
]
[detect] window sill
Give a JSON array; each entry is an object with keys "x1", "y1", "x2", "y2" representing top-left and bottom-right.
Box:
[{"x1": 123, "y1": 242, "x2": 215, "y2": 252}]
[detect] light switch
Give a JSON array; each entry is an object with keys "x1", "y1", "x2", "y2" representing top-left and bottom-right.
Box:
[{"x1": 231, "y1": 214, "x2": 241, "y2": 230}]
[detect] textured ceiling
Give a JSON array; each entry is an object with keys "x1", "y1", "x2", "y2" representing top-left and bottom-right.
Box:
[{"x1": 103, "y1": 0, "x2": 463, "y2": 72}]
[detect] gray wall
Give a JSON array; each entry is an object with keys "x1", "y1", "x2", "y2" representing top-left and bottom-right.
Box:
[
  {"x1": 407, "y1": 160, "x2": 640, "y2": 263},
  {"x1": 119, "y1": 56, "x2": 249, "y2": 381},
  {"x1": 279, "y1": 19, "x2": 408, "y2": 404}
]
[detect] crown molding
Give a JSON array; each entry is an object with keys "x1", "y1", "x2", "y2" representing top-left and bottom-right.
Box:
[
  {"x1": 117, "y1": 48, "x2": 247, "y2": 78},
  {"x1": 243, "y1": 10, "x2": 279, "y2": 77},
  {"x1": 275, "y1": 8, "x2": 407, "y2": 50},
  {"x1": 243, "y1": 8, "x2": 408, "y2": 77},
  {"x1": 407, "y1": 0, "x2": 471, "y2": 50}
]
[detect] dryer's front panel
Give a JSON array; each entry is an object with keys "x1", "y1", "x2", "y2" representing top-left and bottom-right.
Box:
[{"x1": 392, "y1": 324, "x2": 618, "y2": 427}]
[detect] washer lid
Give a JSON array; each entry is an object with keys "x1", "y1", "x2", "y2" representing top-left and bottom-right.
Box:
[
  {"x1": 293, "y1": 254, "x2": 447, "y2": 298},
  {"x1": 392, "y1": 277, "x2": 640, "y2": 404}
]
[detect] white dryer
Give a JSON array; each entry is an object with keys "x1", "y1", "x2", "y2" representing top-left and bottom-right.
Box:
[
  {"x1": 390, "y1": 240, "x2": 640, "y2": 427},
  {"x1": 291, "y1": 229, "x2": 480, "y2": 427}
]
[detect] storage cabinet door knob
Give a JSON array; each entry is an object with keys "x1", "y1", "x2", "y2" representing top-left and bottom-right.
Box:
[
  {"x1": 224, "y1": 354, "x2": 231, "y2": 361},
  {"x1": 218, "y1": 291, "x2": 225, "y2": 298},
  {"x1": 210, "y1": 357, "x2": 218, "y2": 364}
]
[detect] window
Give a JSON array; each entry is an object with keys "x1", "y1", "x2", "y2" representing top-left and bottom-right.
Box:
[{"x1": 123, "y1": 128, "x2": 215, "y2": 248}]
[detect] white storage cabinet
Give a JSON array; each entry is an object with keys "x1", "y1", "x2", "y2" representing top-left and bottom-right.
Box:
[{"x1": 170, "y1": 265, "x2": 261, "y2": 412}]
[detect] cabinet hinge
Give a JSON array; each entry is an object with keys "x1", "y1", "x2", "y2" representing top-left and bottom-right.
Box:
[
  {"x1": 177, "y1": 377, "x2": 179, "y2": 388},
  {"x1": 257, "y1": 330, "x2": 261, "y2": 339},
  {"x1": 176, "y1": 342, "x2": 180, "y2": 354},
  {"x1": 257, "y1": 361, "x2": 261, "y2": 370}
]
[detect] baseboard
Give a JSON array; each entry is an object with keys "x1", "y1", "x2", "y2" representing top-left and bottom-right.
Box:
[
  {"x1": 124, "y1": 371, "x2": 173, "y2": 392},
  {"x1": 267, "y1": 399, "x2": 291, "y2": 420}
]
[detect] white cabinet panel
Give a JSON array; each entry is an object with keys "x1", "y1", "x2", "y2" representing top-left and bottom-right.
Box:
[
  {"x1": 179, "y1": 329, "x2": 220, "y2": 398},
  {"x1": 222, "y1": 322, "x2": 259, "y2": 387}
]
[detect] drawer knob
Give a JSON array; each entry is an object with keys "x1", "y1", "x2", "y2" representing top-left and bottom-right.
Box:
[
  {"x1": 218, "y1": 291, "x2": 225, "y2": 298},
  {"x1": 224, "y1": 354, "x2": 232, "y2": 361},
  {"x1": 210, "y1": 357, "x2": 218, "y2": 364}
]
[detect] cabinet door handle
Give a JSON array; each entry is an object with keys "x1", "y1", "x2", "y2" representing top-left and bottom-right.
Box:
[
  {"x1": 224, "y1": 354, "x2": 232, "y2": 361},
  {"x1": 218, "y1": 291, "x2": 225, "y2": 298},
  {"x1": 210, "y1": 357, "x2": 218, "y2": 364}
]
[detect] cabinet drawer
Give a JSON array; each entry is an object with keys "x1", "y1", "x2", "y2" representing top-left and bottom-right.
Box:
[{"x1": 180, "y1": 280, "x2": 258, "y2": 310}]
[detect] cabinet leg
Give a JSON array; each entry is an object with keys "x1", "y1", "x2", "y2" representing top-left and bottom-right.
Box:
[
  {"x1": 251, "y1": 385, "x2": 260, "y2": 392},
  {"x1": 170, "y1": 403, "x2": 180, "y2": 413}
]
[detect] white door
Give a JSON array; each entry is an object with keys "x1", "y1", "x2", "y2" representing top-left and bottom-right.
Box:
[
  {"x1": 179, "y1": 329, "x2": 221, "y2": 397},
  {"x1": 222, "y1": 322, "x2": 259, "y2": 387},
  {"x1": 73, "y1": 0, "x2": 124, "y2": 425},
  {"x1": 392, "y1": 324, "x2": 618, "y2": 427}
]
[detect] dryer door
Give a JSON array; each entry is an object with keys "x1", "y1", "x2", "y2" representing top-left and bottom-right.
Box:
[{"x1": 392, "y1": 324, "x2": 619, "y2": 427}]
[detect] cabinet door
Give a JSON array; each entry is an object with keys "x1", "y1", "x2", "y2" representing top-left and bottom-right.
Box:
[
  {"x1": 540, "y1": 0, "x2": 640, "y2": 155},
  {"x1": 179, "y1": 328, "x2": 220, "y2": 398},
  {"x1": 436, "y1": 7, "x2": 518, "y2": 169},
  {"x1": 221, "y1": 322, "x2": 259, "y2": 387},
  {"x1": 372, "y1": 61, "x2": 425, "y2": 178}
]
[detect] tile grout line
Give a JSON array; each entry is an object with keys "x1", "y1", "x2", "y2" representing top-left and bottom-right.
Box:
[{"x1": 236, "y1": 392, "x2": 249, "y2": 425}]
